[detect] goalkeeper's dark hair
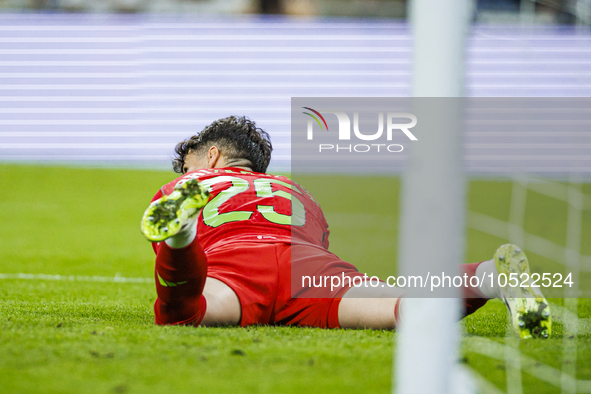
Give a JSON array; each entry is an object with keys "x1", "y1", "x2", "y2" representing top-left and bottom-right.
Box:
[{"x1": 173, "y1": 116, "x2": 273, "y2": 174}]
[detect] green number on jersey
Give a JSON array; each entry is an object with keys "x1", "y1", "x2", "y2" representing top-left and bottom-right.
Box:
[
  {"x1": 253, "y1": 178, "x2": 305, "y2": 226},
  {"x1": 200, "y1": 176, "x2": 252, "y2": 227},
  {"x1": 199, "y1": 176, "x2": 306, "y2": 227}
]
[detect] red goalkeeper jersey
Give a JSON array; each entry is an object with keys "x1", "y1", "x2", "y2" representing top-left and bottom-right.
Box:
[{"x1": 151, "y1": 167, "x2": 330, "y2": 251}]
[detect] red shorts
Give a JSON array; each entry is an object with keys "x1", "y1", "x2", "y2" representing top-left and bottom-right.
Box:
[{"x1": 205, "y1": 242, "x2": 365, "y2": 328}]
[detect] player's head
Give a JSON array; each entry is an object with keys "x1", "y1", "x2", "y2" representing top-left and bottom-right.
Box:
[{"x1": 173, "y1": 116, "x2": 273, "y2": 174}]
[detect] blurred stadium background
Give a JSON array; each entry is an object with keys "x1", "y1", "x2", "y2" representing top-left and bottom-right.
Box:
[{"x1": 0, "y1": 0, "x2": 590, "y2": 173}]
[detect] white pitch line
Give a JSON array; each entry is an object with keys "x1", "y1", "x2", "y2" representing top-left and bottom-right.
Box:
[{"x1": 0, "y1": 273, "x2": 152, "y2": 284}]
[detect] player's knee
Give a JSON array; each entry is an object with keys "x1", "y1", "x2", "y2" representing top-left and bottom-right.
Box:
[{"x1": 200, "y1": 278, "x2": 241, "y2": 326}]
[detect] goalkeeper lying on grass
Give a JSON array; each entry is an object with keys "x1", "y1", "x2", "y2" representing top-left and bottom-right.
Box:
[{"x1": 140, "y1": 115, "x2": 551, "y2": 339}]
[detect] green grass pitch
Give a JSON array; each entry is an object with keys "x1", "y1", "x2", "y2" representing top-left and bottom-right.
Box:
[{"x1": 0, "y1": 164, "x2": 589, "y2": 393}]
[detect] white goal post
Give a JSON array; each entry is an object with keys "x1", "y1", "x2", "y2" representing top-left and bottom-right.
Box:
[{"x1": 394, "y1": 1, "x2": 475, "y2": 394}]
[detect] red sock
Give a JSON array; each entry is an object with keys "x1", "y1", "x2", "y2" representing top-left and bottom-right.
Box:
[
  {"x1": 461, "y1": 262, "x2": 489, "y2": 317},
  {"x1": 393, "y1": 263, "x2": 489, "y2": 326},
  {"x1": 153, "y1": 239, "x2": 208, "y2": 326}
]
